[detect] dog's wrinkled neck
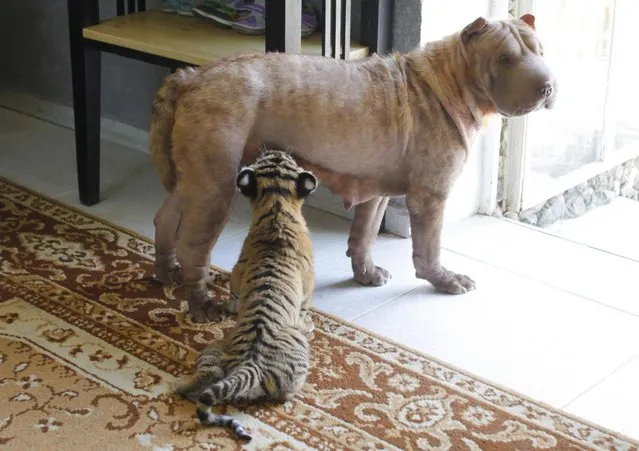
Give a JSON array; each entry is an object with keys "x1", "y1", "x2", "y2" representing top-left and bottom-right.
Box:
[
  {"x1": 456, "y1": 39, "x2": 497, "y2": 123},
  {"x1": 408, "y1": 36, "x2": 489, "y2": 151}
]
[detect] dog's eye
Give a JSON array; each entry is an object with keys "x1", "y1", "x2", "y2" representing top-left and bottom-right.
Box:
[{"x1": 499, "y1": 55, "x2": 510, "y2": 64}]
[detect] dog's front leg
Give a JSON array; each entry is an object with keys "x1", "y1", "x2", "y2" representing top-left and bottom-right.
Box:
[
  {"x1": 407, "y1": 190, "x2": 475, "y2": 293},
  {"x1": 346, "y1": 196, "x2": 391, "y2": 286}
]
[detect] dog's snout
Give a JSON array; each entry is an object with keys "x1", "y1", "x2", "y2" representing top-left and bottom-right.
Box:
[{"x1": 540, "y1": 81, "x2": 553, "y2": 98}]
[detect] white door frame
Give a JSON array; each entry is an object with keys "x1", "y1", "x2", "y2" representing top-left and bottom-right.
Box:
[
  {"x1": 501, "y1": 0, "x2": 534, "y2": 214},
  {"x1": 478, "y1": 0, "x2": 511, "y2": 215}
]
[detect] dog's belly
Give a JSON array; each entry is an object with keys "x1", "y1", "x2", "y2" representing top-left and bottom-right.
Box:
[
  {"x1": 298, "y1": 158, "x2": 407, "y2": 208},
  {"x1": 241, "y1": 145, "x2": 404, "y2": 208},
  {"x1": 242, "y1": 127, "x2": 407, "y2": 209},
  {"x1": 253, "y1": 120, "x2": 406, "y2": 181}
]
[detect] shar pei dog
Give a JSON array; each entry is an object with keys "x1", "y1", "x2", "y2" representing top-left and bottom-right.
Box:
[{"x1": 150, "y1": 14, "x2": 556, "y2": 322}]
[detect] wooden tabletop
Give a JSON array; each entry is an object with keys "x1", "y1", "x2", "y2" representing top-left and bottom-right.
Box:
[{"x1": 83, "y1": 10, "x2": 369, "y2": 65}]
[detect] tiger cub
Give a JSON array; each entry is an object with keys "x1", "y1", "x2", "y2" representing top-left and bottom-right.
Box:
[{"x1": 173, "y1": 150, "x2": 317, "y2": 441}]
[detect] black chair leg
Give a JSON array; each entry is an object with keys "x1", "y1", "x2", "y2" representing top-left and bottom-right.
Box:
[{"x1": 68, "y1": 0, "x2": 101, "y2": 206}]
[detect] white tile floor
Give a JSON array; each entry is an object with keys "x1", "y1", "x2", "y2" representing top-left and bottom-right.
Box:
[
  {"x1": 1, "y1": 106, "x2": 638, "y2": 440},
  {"x1": 546, "y1": 196, "x2": 639, "y2": 262}
]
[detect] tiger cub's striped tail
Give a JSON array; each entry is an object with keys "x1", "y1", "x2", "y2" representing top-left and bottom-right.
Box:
[
  {"x1": 194, "y1": 369, "x2": 257, "y2": 441},
  {"x1": 195, "y1": 408, "x2": 251, "y2": 441}
]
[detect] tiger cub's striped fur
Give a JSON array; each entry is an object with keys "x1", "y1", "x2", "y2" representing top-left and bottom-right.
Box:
[{"x1": 173, "y1": 150, "x2": 317, "y2": 442}]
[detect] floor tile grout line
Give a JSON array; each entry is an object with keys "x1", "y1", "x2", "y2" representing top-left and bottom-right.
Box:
[
  {"x1": 0, "y1": 105, "x2": 151, "y2": 160},
  {"x1": 497, "y1": 216, "x2": 639, "y2": 265},
  {"x1": 349, "y1": 286, "x2": 422, "y2": 322},
  {"x1": 440, "y1": 246, "x2": 639, "y2": 320},
  {"x1": 0, "y1": 104, "x2": 74, "y2": 132},
  {"x1": 0, "y1": 175, "x2": 71, "y2": 200},
  {"x1": 561, "y1": 353, "x2": 639, "y2": 410}
]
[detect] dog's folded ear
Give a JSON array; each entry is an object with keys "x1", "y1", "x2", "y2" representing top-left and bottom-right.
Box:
[
  {"x1": 236, "y1": 167, "x2": 257, "y2": 198},
  {"x1": 461, "y1": 17, "x2": 488, "y2": 45},
  {"x1": 296, "y1": 171, "x2": 318, "y2": 198},
  {"x1": 519, "y1": 14, "x2": 535, "y2": 30}
]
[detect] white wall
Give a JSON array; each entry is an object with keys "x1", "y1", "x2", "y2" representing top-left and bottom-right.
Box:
[{"x1": 421, "y1": 0, "x2": 497, "y2": 44}]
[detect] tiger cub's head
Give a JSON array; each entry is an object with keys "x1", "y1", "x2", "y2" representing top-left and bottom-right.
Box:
[{"x1": 236, "y1": 150, "x2": 317, "y2": 205}]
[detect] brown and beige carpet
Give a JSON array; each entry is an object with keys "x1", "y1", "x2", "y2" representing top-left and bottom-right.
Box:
[{"x1": 0, "y1": 177, "x2": 637, "y2": 451}]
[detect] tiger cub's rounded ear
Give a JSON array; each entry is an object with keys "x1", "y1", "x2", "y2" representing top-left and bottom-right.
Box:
[
  {"x1": 236, "y1": 167, "x2": 257, "y2": 198},
  {"x1": 296, "y1": 171, "x2": 317, "y2": 198}
]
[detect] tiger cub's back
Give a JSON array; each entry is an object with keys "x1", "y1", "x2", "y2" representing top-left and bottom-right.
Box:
[{"x1": 179, "y1": 150, "x2": 319, "y2": 442}]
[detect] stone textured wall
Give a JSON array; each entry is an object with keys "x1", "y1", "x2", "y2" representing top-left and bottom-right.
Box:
[
  {"x1": 497, "y1": 96, "x2": 639, "y2": 227},
  {"x1": 496, "y1": 157, "x2": 639, "y2": 227}
]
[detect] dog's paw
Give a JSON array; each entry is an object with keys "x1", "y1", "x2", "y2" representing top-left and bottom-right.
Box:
[
  {"x1": 353, "y1": 262, "x2": 392, "y2": 286},
  {"x1": 225, "y1": 295, "x2": 240, "y2": 315},
  {"x1": 154, "y1": 263, "x2": 182, "y2": 286},
  {"x1": 188, "y1": 299, "x2": 223, "y2": 323},
  {"x1": 418, "y1": 267, "x2": 476, "y2": 294}
]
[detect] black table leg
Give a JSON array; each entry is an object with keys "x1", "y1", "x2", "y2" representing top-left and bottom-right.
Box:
[
  {"x1": 361, "y1": 0, "x2": 392, "y2": 55},
  {"x1": 68, "y1": 0, "x2": 101, "y2": 206}
]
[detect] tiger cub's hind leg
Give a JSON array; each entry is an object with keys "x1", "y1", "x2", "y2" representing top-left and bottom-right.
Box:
[
  {"x1": 299, "y1": 311, "x2": 315, "y2": 339},
  {"x1": 279, "y1": 327, "x2": 311, "y2": 396},
  {"x1": 195, "y1": 342, "x2": 225, "y2": 371},
  {"x1": 226, "y1": 245, "x2": 249, "y2": 315},
  {"x1": 173, "y1": 370, "x2": 221, "y2": 402},
  {"x1": 299, "y1": 264, "x2": 315, "y2": 338},
  {"x1": 174, "y1": 344, "x2": 225, "y2": 401}
]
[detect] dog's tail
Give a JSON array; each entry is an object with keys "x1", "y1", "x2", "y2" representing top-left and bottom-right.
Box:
[{"x1": 149, "y1": 67, "x2": 196, "y2": 192}]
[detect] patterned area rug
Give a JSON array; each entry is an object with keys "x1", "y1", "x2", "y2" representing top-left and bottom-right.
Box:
[{"x1": 0, "y1": 177, "x2": 637, "y2": 451}]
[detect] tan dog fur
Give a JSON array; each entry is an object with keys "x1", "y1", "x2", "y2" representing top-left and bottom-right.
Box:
[{"x1": 150, "y1": 14, "x2": 556, "y2": 322}]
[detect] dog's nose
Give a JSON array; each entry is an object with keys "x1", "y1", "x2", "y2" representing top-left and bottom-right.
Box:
[{"x1": 540, "y1": 81, "x2": 553, "y2": 98}]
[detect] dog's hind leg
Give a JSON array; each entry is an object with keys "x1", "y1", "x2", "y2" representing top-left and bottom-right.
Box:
[
  {"x1": 346, "y1": 196, "x2": 391, "y2": 286},
  {"x1": 154, "y1": 190, "x2": 182, "y2": 285},
  {"x1": 174, "y1": 136, "x2": 241, "y2": 323},
  {"x1": 176, "y1": 184, "x2": 237, "y2": 323}
]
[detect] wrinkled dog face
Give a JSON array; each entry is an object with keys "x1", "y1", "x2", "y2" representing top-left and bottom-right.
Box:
[{"x1": 462, "y1": 14, "x2": 557, "y2": 117}]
